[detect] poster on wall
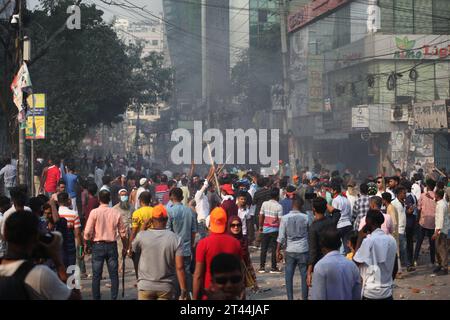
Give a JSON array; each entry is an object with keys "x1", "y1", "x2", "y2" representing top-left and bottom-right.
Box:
[{"x1": 308, "y1": 54, "x2": 324, "y2": 113}]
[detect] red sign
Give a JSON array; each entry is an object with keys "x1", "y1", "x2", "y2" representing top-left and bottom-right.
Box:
[{"x1": 288, "y1": 0, "x2": 349, "y2": 33}]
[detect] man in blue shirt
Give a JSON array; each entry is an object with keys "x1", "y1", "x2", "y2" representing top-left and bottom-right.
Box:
[
  {"x1": 60, "y1": 161, "x2": 79, "y2": 213},
  {"x1": 311, "y1": 227, "x2": 361, "y2": 300},
  {"x1": 167, "y1": 187, "x2": 197, "y2": 295},
  {"x1": 280, "y1": 185, "x2": 296, "y2": 216},
  {"x1": 276, "y1": 196, "x2": 312, "y2": 300}
]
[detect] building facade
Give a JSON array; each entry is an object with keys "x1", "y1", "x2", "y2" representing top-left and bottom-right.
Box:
[{"x1": 287, "y1": 0, "x2": 450, "y2": 176}]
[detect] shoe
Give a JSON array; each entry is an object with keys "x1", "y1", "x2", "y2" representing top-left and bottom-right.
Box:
[
  {"x1": 433, "y1": 266, "x2": 442, "y2": 274},
  {"x1": 413, "y1": 261, "x2": 418, "y2": 267},
  {"x1": 436, "y1": 269, "x2": 448, "y2": 276},
  {"x1": 258, "y1": 268, "x2": 266, "y2": 274},
  {"x1": 105, "y1": 283, "x2": 112, "y2": 288},
  {"x1": 406, "y1": 266, "x2": 416, "y2": 272},
  {"x1": 270, "y1": 268, "x2": 282, "y2": 274}
]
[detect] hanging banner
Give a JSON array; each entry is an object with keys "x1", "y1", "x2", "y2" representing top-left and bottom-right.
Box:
[
  {"x1": 308, "y1": 54, "x2": 324, "y2": 113},
  {"x1": 25, "y1": 94, "x2": 46, "y2": 140}
]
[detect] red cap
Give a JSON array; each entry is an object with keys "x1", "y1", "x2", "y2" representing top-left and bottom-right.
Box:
[{"x1": 220, "y1": 184, "x2": 234, "y2": 195}]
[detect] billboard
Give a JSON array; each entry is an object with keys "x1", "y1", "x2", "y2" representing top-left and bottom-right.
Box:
[
  {"x1": 25, "y1": 94, "x2": 46, "y2": 140},
  {"x1": 308, "y1": 54, "x2": 324, "y2": 113},
  {"x1": 413, "y1": 100, "x2": 449, "y2": 131}
]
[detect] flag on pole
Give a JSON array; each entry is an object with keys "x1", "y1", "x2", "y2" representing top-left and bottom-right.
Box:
[{"x1": 10, "y1": 62, "x2": 33, "y2": 124}]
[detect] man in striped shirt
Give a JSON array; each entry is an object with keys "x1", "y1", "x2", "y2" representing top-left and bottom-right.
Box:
[
  {"x1": 258, "y1": 187, "x2": 283, "y2": 274},
  {"x1": 57, "y1": 192, "x2": 83, "y2": 267}
]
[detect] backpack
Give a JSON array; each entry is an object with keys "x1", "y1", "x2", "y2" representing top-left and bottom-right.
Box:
[{"x1": 0, "y1": 260, "x2": 35, "y2": 300}]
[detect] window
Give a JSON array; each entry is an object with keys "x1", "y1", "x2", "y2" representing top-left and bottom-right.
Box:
[
  {"x1": 152, "y1": 40, "x2": 158, "y2": 46},
  {"x1": 433, "y1": 0, "x2": 450, "y2": 34},
  {"x1": 258, "y1": 9, "x2": 268, "y2": 23}
]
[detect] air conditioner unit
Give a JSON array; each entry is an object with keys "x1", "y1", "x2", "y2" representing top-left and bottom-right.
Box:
[{"x1": 391, "y1": 104, "x2": 409, "y2": 122}]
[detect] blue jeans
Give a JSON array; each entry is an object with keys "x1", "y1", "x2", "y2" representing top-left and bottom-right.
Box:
[
  {"x1": 198, "y1": 220, "x2": 208, "y2": 240},
  {"x1": 285, "y1": 252, "x2": 308, "y2": 300},
  {"x1": 92, "y1": 242, "x2": 119, "y2": 300},
  {"x1": 398, "y1": 233, "x2": 408, "y2": 268}
]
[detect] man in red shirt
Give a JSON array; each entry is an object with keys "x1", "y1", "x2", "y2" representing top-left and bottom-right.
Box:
[
  {"x1": 41, "y1": 158, "x2": 61, "y2": 196},
  {"x1": 193, "y1": 207, "x2": 242, "y2": 300}
]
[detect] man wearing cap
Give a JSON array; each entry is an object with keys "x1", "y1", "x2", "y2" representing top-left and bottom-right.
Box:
[
  {"x1": 193, "y1": 207, "x2": 242, "y2": 300},
  {"x1": 128, "y1": 191, "x2": 153, "y2": 281},
  {"x1": 113, "y1": 188, "x2": 132, "y2": 272},
  {"x1": 220, "y1": 184, "x2": 238, "y2": 219},
  {"x1": 132, "y1": 204, "x2": 188, "y2": 300},
  {"x1": 135, "y1": 178, "x2": 149, "y2": 210}
]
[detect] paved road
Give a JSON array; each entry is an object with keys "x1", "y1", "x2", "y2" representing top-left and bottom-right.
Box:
[{"x1": 79, "y1": 245, "x2": 449, "y2": 300}]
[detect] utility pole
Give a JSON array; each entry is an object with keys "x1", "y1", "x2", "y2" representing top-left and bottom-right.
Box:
[
  {"x1": 17, "y1": 0, "x2": 25, "y2": 185},
  {"x1": 279, "y1": 0, "x2": 293, "y2": 174},
  {"x1": 135, "y1": 104, "x2": 140, "y2": 156}
]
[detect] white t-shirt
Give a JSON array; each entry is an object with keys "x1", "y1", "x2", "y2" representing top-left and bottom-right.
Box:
[
  {"x1": 237, "y1": 207, "x2": 249, "y2": 235},
  {"x1": 135, "y1": 186, "x2": 147, "y2": 210},
  {"x1": 353, "y1": 228, "x2": 397, "y2": 300},
  {"x1": 0, "y1": 260, "x2": 71, "y2": 300},
  {"x1": 332, "y1": 195, "x2": 352, "y2": 229},
  {"x1": 0, "y1": 205, "x2": 32, "y2": 237}
]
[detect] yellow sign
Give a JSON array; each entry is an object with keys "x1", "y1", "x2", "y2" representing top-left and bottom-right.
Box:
[{"x1": 25, "y1": 94, "x2": 46, "y2": 139}]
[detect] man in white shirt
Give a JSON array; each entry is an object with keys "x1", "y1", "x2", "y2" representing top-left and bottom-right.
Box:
[
  {"x1": 432, "y1": 189, "x2": 449, "y2": 275},
  {"x1": 194, "y1": 179, "x2": 210, "y2": 239},
  {"x1": 391, "y1": 186, "x2": 408, "y2": 273},
  {"x1": 236, "y1": 191, "x2": 249, "y2": 236},
  {"x1": 411, "y1": 174, "x2": 422, "y2": 201},
  {"x1": 135, "y1": 178, "x2": 149, "y2": 210},
  {"x1": 331, "y1": 183, "x2": 352, "y2": 254},
  {"x1": 354, "y1": 209, "x2": 397, "y2": 300},
  {"x1": 0, "y1": 210, "x2": 81, "y2": 300}
]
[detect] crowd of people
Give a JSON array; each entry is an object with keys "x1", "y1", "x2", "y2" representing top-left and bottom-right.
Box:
[{"x1": 0, "y1": 155, "x2": 448, "y2": 300}]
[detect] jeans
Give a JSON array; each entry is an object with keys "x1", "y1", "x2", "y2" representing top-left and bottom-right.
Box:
[
  {"x1": 174, "y1": 256, "x2": 192, "y2": 296},
  {"x1": 92, "y1": 242, "x2": 119, "y2": 300},
  {"x1": 260, "y1": 232, "x2": 278, "y2": 269},
  {"x1": 338, "y1": 225, "x2": 353, "y2": 255},
  {"x1": 414, "y1": 226, "x2": 435, "y2": 265},
  {"x1": 285, "y1": 252, "x2": 308, "y2": 300},
  {"x1": 246, "y1": 218, "x2": 255, "y2": 246},
  {"x1": 405, "y1": 225, "x2": 415, "y2": 267},
  {"x1": 198, "y1": 220, "x2": 208, "y2": 240},
  {"x1": 398, "y1": 233, "x2": 408, "y2": 268}
]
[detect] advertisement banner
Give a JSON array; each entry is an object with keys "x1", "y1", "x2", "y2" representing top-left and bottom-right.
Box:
[
  {"x1": 308, "y1": 54, "x2": 324, "y2": 113},
  {"x1": 25, "y1": 94, "x2": 46, "y2": 140},
  {"x1": 413, "y1": 100, "x2": 448, "y2": 131},
  {"x1": 352, "y1": 105, "x2": 369, "y2": 129}
]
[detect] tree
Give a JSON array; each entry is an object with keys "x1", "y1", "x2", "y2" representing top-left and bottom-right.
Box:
[{"x1": 0, "y1": 0, "x2": 172, "y2": 158}]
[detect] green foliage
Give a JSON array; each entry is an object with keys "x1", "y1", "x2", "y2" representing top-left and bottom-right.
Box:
[{"x1": 22, "y1": 0, "x2": 172, "y2": 158}]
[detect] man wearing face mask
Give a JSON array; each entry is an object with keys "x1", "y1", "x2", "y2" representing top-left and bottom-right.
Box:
[{"x1": 113, "y1": 189, "x2": 132, "y2": 273}]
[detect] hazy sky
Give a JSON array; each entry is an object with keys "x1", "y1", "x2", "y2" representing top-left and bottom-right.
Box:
[{"x1": 27, "y1": 0, "x2": 163, "y2": 23}]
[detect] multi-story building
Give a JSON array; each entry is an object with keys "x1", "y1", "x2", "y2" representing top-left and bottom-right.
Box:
[
  {"x1": 287, "y1": 0, "x2": 450, "y2": 175},
  {"x1": 113, "y1": 18, "x2": 168, "y2": 156}
]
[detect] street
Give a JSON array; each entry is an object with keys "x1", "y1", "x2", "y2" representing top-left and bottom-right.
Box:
[{"x1": 79, "y1": 244, "x2": 450, "y2": 300}]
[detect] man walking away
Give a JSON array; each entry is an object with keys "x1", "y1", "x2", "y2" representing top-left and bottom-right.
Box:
[
  {"x1": 41, "y1": 158, "x2": 60, "y2": 197},
  {"x1": 193, "y1": 207, "x2": 241, "y2": 300},
  {"x1": 311, "y1": 227, "x2": 361, "y2": 300},
  {"x1": 167, "y1": 187, "x2": 197, "y2": 294},
  {"x1": 352, "y1": 183, "x2": 370, "y2": 230},
  {"x1": 57, "y1": 192, "x2": 83, "y2": 268},
  {"x1": 60, "y1": 161, "x2": 79, "y2": 213},
  {"x1": 276, "y1": 196, "x2": 311, "y2": 300},
  {"x1": 84, "y1": 190, "x2": 128, "y2": 300},
  {"x1": 258, "y1": 187, "x2": 283, "y2": 274},
  {"x1": 353, "y1": 210, "x2": 397, "y2": 300},
  {"x1": 432, "y1": 189, "x2": 448, "y2": 275},
  {"x1": 330, "y1": 183, "x2": 352, "y2": 254},
  {"x1": 307, "y1": 197, "x2": 341, "y2": 288},
  {"x1": 0, "y1": 158, "x2": 17, "y2": 198},
  {"x1": 414, "y1": 179, "x2": 437, "y2": 266},
  {"x1": 132, "y1": 205, "x2": 187, "y2": 300}
]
